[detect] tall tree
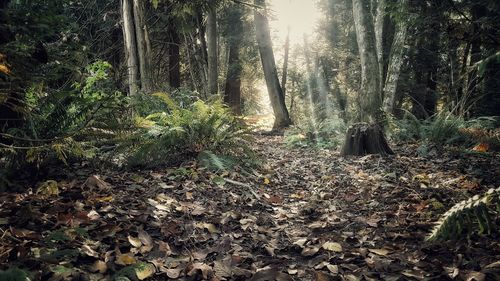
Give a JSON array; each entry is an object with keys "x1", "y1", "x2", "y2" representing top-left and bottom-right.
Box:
[
  {"x1": 223, "y1": 4, "x2": 244, "y2": 114},
  {"x1": 352, "y1": 0, "x2": 381, "y2": 122},
  {"x1": 121, "y1": 0, "x2": 139, "y2": 95},
  {"x1": 167, "y1": 18, "x2": 181, "y2": 89},
  {"x1": 133, "y1": 0, "x2": 152, "y2": 92},
  {"x1": 382, "y1": 0, "x2": 410, "y2": 114},
  {"x1": 254, "y1": 0, "x2": 291, "y2": 129},
  {"x1": 207, "y1": 5, "x2": 218, "y2": 96},
  {"x1": 281, "y1": 27, "x2": 290, "y2": 98},
  {"x1": 340, "y1": 0, "x2": 394, "y2": 156},
  {"x1": 121, "y1": 0, "x2": 152, "y2": 95}
]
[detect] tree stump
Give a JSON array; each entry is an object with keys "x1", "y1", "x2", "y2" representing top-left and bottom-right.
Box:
[{"x1": 341, "y1": 123, "x2": 394, "y2": 156}]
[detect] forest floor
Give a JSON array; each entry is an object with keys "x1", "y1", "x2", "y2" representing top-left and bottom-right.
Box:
[{"x1": 1, "y1": 133, "x2": 499, "y2": 281}]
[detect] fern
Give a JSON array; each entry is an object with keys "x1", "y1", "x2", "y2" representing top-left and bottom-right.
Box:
[
  {"x1": 124, "y1": 98, "x2": 253, "y2": 168},
  {"x1": 0, "y1": 267, "x2": 29, "y2": 281},
  {"x1": 427, "y1": 186, "x2": 500, "y2": 241}
]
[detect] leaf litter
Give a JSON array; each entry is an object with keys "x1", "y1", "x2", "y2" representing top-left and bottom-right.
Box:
[{"x1": 0, "y1": 135, "x2": 499, "y2": 280}]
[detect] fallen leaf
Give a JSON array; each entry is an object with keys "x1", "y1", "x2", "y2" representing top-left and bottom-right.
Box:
[
  {"x1": 268, "y1": 194, "x2": 283, "y2": 204},
  {"x1": 135, "y1": 263, "x2": 156, "y2": 280},
  {"x1": 196, "y1": 222, "x2": 219, "y2": 234},
  {"x1": 314, "y1": 271, "x2": 332, "y2": 281},
  {"x1": 187, "y1": 262, "x2": 212, "y2": 279},
  {"x1": 301, "y1": 246, "x2": 320, "y2": 256},
  {"x1": 96, "y1": 196, "x2": 114, "y2": 202},
  {"x1": 81, "y1": 245, "x2": 99, "y2": 258},
  {"x1": 166, "y1": 268, "x2": 182, "y2": 278},
  {"x1": 322, "y1": 241, "x2": 342, "y2": 252},
  {"x1": 472, "y1": 143, "x2": 489, "y2": 152},
  {"x1": 214, "y1": 258, "x2": 232, "y2": 278},
  {"x1": 91, "y1": 260, "x2": 107, "y2": 274},
  {"x1": 83, "y1": 175, "x2": 111, "y2": 191},
  {"x1": 128, "y1": 235, "x2": 142, "y2": 248},
  {"x1": 36, "y1": 180, "x2": 59, "y2": 197},
  {"x1": 116, "y1": 253, "x2": 136, "y2": 266},
  {"x1": 326, "y1": 264, "x2": 338, "y2": 274},
  {"x1": 368, "y1": 248, "x2": 391, "y2": 256},
  {"x1": 293, "y1": 238, "x2": 308, "y2": 248}
]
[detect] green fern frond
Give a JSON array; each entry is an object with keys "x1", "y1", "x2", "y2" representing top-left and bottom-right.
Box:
[
  {"x1": 151, "y1": 92, "x2": 178, "y2": 110},
  {"x1": 427, "y1": 186, "x2": 500, "y2": 241}
]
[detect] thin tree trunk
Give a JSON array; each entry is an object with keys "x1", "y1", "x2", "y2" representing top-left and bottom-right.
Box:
[
  {"x1": 224, "y1": 43, "x2": 242, "y2": 114},
  {"x1": 382, "y1": 0, "x2": 409, "y2": 114},
  {"x1": 352, "y1": 0, "x2": 381, "y2": 122},
  {"x1": 254, "y1": 0, "x2": 291, "y2": 129},
  {"x1": 167, "y1": 23, "x2": 180, "y2": 89},
  {"x1": 196, "y1": 11, "x2": 208, "y2": 65},
  {"x1": 121, "y1": 0, "x2": 139, "y2": 96},
  {"x1": 374, "y1": 0, "x2": 385, "y2": 92},
  {"x1": 184, "y1": 34, "x2": 201, "y2": 93},
  {"x1": 224, "y1": 5, "x2": 244, "y2": 114},
  {"x1": 207, "y1": 7, "x2": 218, "y2": 96},
  {"x1": 281, "y1": 27, "x2": 290, "y2": 98},
  {"x1": 132, "y1": 0, "x2": 152, "y2": 92}
]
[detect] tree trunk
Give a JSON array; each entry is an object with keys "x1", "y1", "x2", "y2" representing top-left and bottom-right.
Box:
[
  {"x1": 121, "y1": 0, "x2": 139, "y2": 96},
  {"x1": 207, "y1": 7, "x2": 218, "y2": 96},
  {"x1": 167, "y1": 22, "x2": 180, "y2": 89},
  {"x1": 341, "y1": 123, "x2": 394, "y2": 156},
  {"x1": 254, "y1": 0, "x2": 291, "y2": 130},
  {"x1": 352, "y1": 0, "x2": 382, "y2": 122},
  {"x1": 374, "y1": 0, "x2": 385, "y2": 92},
  {"x1": 281, "y1": 27, "x2": 290, "y2": 98},
  {"x1": 223, "y1": 5, "x2": 243, "y2": 114},
  {"x1": 224, "y1": 43, "x2": 242, "y2": 114},
  {"x1": 132, "y1": 0, "x2": 152, "y2": 92},
  {"x1": 382, "y1": 0, "x2": 409, "y2": 114},
  {"x1": 342, "y1": 0, "x2": 392, "y2": 156}
]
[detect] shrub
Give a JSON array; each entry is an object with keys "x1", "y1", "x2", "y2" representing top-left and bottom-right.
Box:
[
  {"x1": 390, "y1": 111, "x2": 475, "y2": 145},
  {"x1": 0, "y1": 60, "x2": 126, "y2": 169},
  {"x1": 124, "y1": 93, "x2": 253, "y2": 168}
]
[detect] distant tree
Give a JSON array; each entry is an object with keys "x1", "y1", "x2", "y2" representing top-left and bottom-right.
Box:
[
  {"x1": 254, "y1": 0, "x2": 291, "y2": 129},
  {"x1": 223, "y1": 3, "x2": 244, "y2": 114},
  {"x1": 207, "y1": 3, "x2": 218, "y2": 96},
  {"x1": 121, "y1": 0, "x2": 140, "y2": 95}
]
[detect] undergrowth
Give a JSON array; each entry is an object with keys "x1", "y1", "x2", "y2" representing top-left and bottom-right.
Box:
[
  {"x1": 284, "y1": 118, "x2": 346, "y2": 149},
  {"x1": 0, "y1": 61, "x2": 126, "y2": 171},
  {"x1": 427, "y1": 186, "x2": 500, "y2": 241},
  {"x1": 389, "y1": 111, "x2": 499, "y2": 150},
  {"x1": 1, "y1": 61, "x2": 254, "y2": 189},
  {"x1": 123, "y1": 93, "x2": 254, "y2": 168}
]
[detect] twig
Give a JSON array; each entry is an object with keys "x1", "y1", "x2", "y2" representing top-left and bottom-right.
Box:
[{"x1": 224, "y1": 178, "x2": 261, "y2": 201}]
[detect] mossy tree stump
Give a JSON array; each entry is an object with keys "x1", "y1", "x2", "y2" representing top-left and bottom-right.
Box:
[{"x1": 341, "y1": 122, "x2": 394, "y2": 156}]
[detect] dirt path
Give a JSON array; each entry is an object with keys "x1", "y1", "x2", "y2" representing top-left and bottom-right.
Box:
[{"x1": 1, "y1": 134, "x2": 499, "y2": 280}]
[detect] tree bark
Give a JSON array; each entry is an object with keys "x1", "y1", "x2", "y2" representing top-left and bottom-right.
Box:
[
  {"x1": 224, "y1": 43, "x2": 242, "y2": 114},
  {"x1": 341, "y1": 123, "x2": 394, "y2": 156},
  {"x1": 254, "y1": 0, "x2": 291, "y2": 129},
  {"x1": 132, "y1": 0, "x2": 152, "y2": 92},
  {"x1": 167, "y1": 22, "x2": 180, "y2": 89},
  {"x1": 374, "y1": 0, "x2": 385, "y2": 92},
  {"x1": 121, "y1": 0, "x2": 139, "y2": 96},
  {"x1": 352, "y1": 0, "x2": 381, "y2": 122},
  {"x1": 207, "y1": 7, "x2": 218, "y2": 96},
  {"x1": 281, "y1": 27, "x2": 290, "y2": 98},
  {"x1": 382, "y1": 0, "x2": 409, "y2": 114},
  {"x1": 223, "y1": 5, "x2": 244, "y2": 114}
]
